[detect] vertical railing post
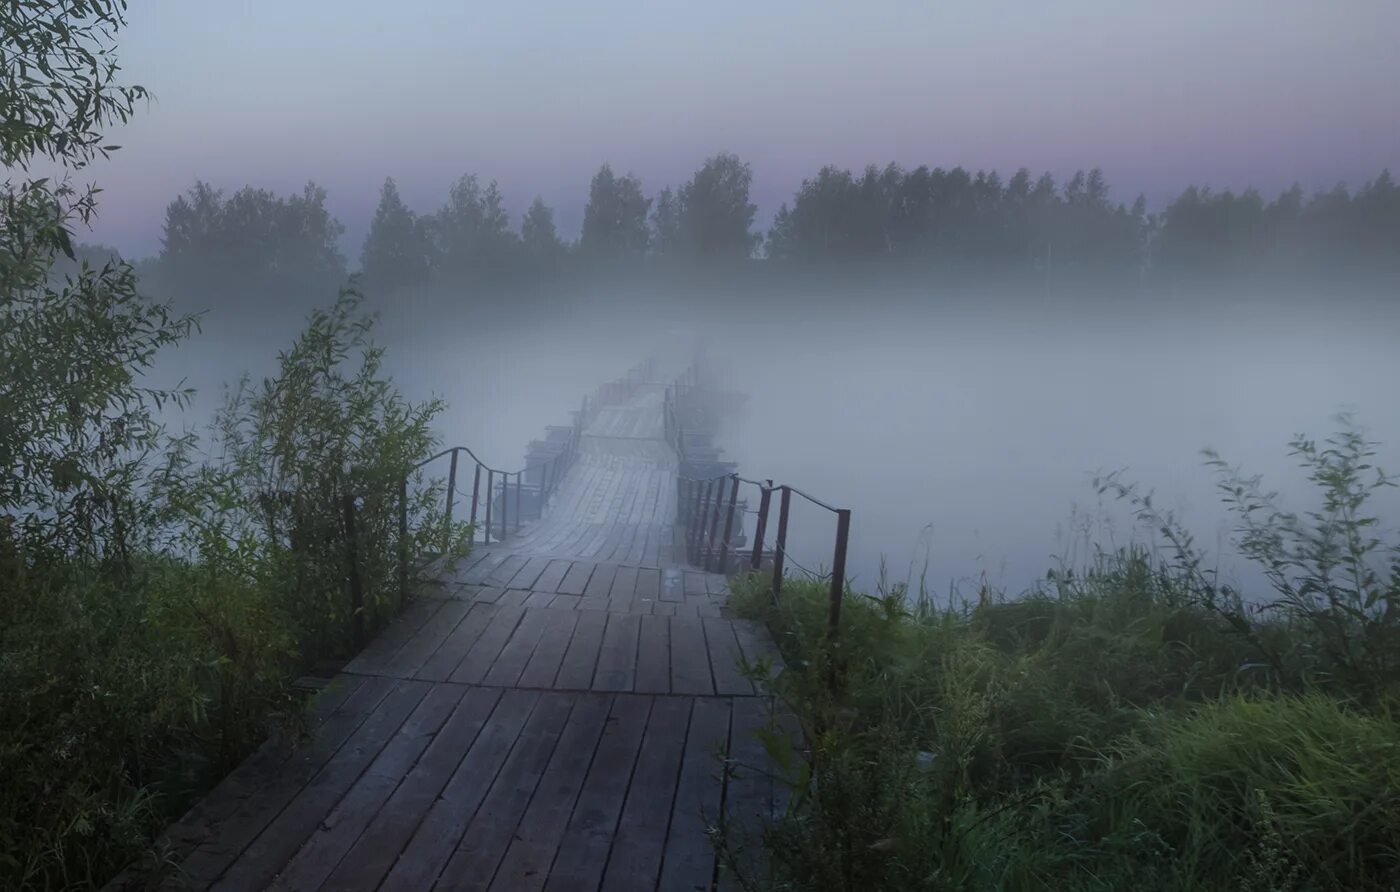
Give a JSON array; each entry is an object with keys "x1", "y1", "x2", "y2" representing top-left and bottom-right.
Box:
[
  {"x1": 470, "y1": 462, "x2": 481, "y2": 528},
  {"x1": 444, "y1": 448, "x2": 458, "y2": 552},
  {"x1": 692, "y1": 478, "x2": 713, "y2": 565},
  {"x1": 706, "y1": 477, "x2": 725, "y2": 567},
  {"x1": 827, "y1": 508, "x2": 852, "y2": 690},
  {"x1": 772, "y1": 486, "x2": 791, "y2": 602},
  {"x1": 717, "y1": 475, "x2": 740, "y2": 573},
  {"x1": 514, "y1": 471, "x2": 522, "y2": 532},
  {"x1": 398, "y1": 476, "x2": 409, "y2": 610},
  {"x1": 501, "y1": 469, "x2": 509, "y2": 540},
  {"x1": 750, "y1": 480, "x2": 773, "y2": 570},
  {"x1": 343, "y1": 493, "x2": 365, "y2": 647},
  {"x1": 484, "y1": 469, "x2": 494, "y2": 544}
]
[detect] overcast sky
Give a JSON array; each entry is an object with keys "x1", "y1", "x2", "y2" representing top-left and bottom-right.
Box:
[{"x1": 76, "y1": 0, "x2": 1400, "y2": 259}]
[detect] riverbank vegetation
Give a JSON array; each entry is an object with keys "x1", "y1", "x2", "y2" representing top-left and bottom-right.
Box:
[
  {"x1": 1, "y1": 6, "x2": 465, "y2": 886},
  {"x1": 728, "y1": 424, "x2": 1400, "y2": 890}
]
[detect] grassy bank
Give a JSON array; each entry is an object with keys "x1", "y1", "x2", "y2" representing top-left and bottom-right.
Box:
[
  {"x1": 725, "y1": 428, "x2": 1400, "y2": 891},
  {"x1": 0, "y1": 293, "x2": 469, "y2": 888}
]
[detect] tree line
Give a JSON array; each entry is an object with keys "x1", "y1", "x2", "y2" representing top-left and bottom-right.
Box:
[{"x1": 133, "y1": 154, "x2": 1400, "y2": 302}]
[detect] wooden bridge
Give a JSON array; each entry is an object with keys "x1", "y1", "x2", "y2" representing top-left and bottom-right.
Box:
[{"x1": 139, "y1": 362, "x2": 794, "y2": 891}]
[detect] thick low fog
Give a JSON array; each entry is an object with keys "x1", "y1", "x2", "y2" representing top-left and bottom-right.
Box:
[{"x1": 146, "y1": 274, "x2": 1400, "y2": 603}]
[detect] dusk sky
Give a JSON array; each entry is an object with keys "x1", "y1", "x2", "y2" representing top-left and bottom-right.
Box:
[{"x1": 80, "y1": 1, "x2": 1400, "y2": 260}]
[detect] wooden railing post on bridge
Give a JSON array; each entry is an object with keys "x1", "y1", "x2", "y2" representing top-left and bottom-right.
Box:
[
  {"x1": 470, "y1": 463, "x2": 481, "y2": 527},
  {"x1": 501, "y1": 470, "x2": 509, "y2": 541},
  {"x1": 750, "y1": 480, "x2": 773, "y2": 570},
  {"x1": 514, "y1": 472, "x2": 522, "y2": 532},
  {"x1": 443, "y1": 448, "x2": 458, "y2": 553},
  {"x1": 771, "y1": 486, "x2": 791, "y2": 602},
  {"x1": 717, "y1": 475, "x2": 739, "y2": 573},
  {"x1": 827, "y1": 508, "x2": 852, "y2": 690},
  {"x1": 484, "y1": 469, "x2": 494, "y2": 544},
  {"x1": 706, "y1": 478, "x2": 725, "y2": 570}
]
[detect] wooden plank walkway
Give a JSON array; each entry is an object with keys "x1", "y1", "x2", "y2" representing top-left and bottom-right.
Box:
[{"x1": 144, "y1": 382, "x2": 787, "y2": 891}]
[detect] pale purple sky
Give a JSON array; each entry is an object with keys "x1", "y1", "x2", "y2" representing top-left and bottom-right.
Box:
[{"x1": 75, "y1": 0, "x2": 1400, "y2": 259}]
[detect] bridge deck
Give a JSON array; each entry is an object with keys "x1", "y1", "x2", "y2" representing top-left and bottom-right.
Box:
[{"x1": 153, "y1": 385, "x2": 783, "y2": 891}]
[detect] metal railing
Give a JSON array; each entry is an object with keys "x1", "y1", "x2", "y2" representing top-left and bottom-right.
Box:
[
  {"x1": 333, "y1": 358, "x2": 657, "y2": 650},
  {"x1": 664, "y1": 361, "x2": 853, "y2": 669},
  {"x1": 676, "y1": 473, "x2": 851, "y2": 644}
]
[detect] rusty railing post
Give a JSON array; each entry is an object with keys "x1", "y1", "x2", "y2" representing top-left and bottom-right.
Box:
[
  {"x1": 717, "y1": 474, "x2": 740, "y2": 573},
  {"x1": 706, "y1": 477, "x2": 725, "y2": 568},
  {"x1": 444, "y1": 448, "x2": 458, "y2": 552},
  {"x1": 750, "y1": 480, "x2": 773, "y2": 570},
  {"x1": 501, "y1": 469, "x2": 509, "y2": 540},
  {"x1": 827, "y1": 508, "x2": 852, "y2": 690},
  {"x1": 514, "y1": 471, "x2": 522, "y2": 532},
  {"x1": 469, "y1": 462, "x2": 481, "y2": 528},
  {"x1": 693, "y1": 478, "x2": 713, "y2": 565},
  {"x1": 772, "y1": 486, "x2": 791, "y2": 602},
  {"x1": 484, "y1": 468, "x2": 494, "y2": 544}
]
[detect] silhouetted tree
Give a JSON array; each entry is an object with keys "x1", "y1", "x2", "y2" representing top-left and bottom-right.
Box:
[
  {"x1": 153, "y1": 180, "x2": 346, "y2": 302},
  {"x1": 674, "y1": 153, "x2": 758, "y2": 260},
  {"x1": 579, "y1": 164, "x2": 650, "y2": 262},
  {"x1": 650, "y1": 187, "x2": 680, "y2": 256},
  {"x1": 434, "y1": 174, "x2": 518, "y2": 280},
  {"x1": 520, "y1": 196, "x2": 565, "y2": 271},
  {"x1": 360, "y1": 177, "x2": 433, "y2": 292}
]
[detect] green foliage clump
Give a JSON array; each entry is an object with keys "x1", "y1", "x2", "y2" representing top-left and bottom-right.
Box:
[
  {"x1": 1, "y1": 9, "x2": 465, "y2": 886},
  {"x1": 728, "y1": 424, "x2": 1400, "y2": 891}
]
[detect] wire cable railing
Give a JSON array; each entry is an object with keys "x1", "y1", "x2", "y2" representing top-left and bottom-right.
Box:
[{"x1": 663, "y1": 363, "x2": 853, "y2": 669}]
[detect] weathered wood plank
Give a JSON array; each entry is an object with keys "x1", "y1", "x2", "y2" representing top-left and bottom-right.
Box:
[
  {"x1": 517, "y1": 609, "x2": 580, "y2": 689},
  {"x1": 435, "y1": 692, "x2": 576, "y2": 889},
  {"x1": 415, "y1": 602, "x2": 495, "y2": 682},
  {"x1": 543, "y1": 696, "x2": 652, "y2": 891},
  {"x1": 634, "y1": 567, "x2": 661, "y2": 600},
  {"x1": 717, "y1": 697, "x2": 774, "y2": 891},
  {"x1": 669, "y1": 617, "x2": 715, "y2": 696},
  {"x1": 610, "y1": 565, "x2": 639, "y2": 600},
  {"x1": 319, "y1": 686, "x2": 504, "y2": 891},
  {"x1": 450, "y1": 604, "x2": 526, "y2": 684},
  {"x1": 267, "y1": 682, "x2": 464, "y2": 890},
  {"x1": 379, "y1": 689, "x2": 539, "y2": 889},
  {"x1": 210, "y1": 678, "x2": 431, "y2": 890},
  {"x1": 484, "y1": 606, "x2": 556, "y2": 687},
  {"x1": 508, "y1": 555, "x2": 554, "y2": 590},
  {"x1": 591, "y1": 612, "x2": 641, "y2": 692},
  {"x1": 599, "y1": 695, "x2": 691, "y2": 890},
  {"x1": 557, "y1": 561, "x2": 595, "y2": 596},
  {"x1": 633, "y1": 614, "x2": 671, "y2": 695},
  {"x1": 382, "y1": 598, "x2": 473, "y2": 678},
  {"x1": 176, "y1": 675, "x2": 396, "y2": 887},
  {"x1": 657, "y1": 697, "x2": 731, "y2": 891},
  {"x1": 487, "y1": 554, "x2": 530, "y2": 588},
  {"x1": 704, "y1": 618, "x2": 755, "y2": 696},
  {"x1": 554, "y1": 610, "x2": 608, "y2": 690},
  {"x1": 488, "y1": 693, "x2": 613, "y2": 892},
  {"x1": 342, "y1": 598, "x2": 442, "y2": 676},
  {"x1": 533, "y1": 559, "x2": 572, "y2": 593},
  {"x1": 583, "y1": 562, "x2": 617, "y2": 598}
]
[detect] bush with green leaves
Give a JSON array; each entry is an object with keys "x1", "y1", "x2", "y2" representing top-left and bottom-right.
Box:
[
  {"x1": 2, "y1": 8, "x2": 467, "y2": 886},
  {"x1": 728, "y1": 424, "x2": 1400, "y2": 891}
]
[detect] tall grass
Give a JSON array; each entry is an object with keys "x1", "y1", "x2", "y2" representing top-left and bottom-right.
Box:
[
  {"x1": 727, "y1": 423, "x2": 1400, "y2": 891},
  {"x1": 0, "y1": 291, "x2": 468, "y2": 889}
]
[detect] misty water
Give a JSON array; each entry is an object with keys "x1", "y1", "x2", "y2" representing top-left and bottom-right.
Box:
[{"x1": 155, "y1": 281, "x2": 1400, "y2": 604}]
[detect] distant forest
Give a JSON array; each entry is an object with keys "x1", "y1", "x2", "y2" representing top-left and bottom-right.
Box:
[{"x1": 83, "y1": 154, "x2": 1400, "y2": 303}]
